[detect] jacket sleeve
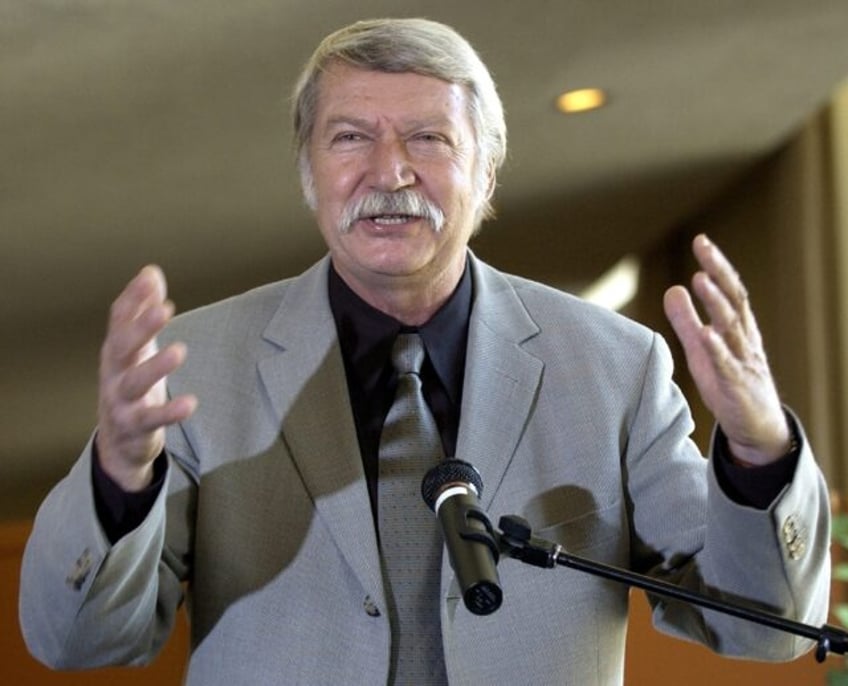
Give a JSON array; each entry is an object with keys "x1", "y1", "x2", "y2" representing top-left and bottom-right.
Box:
[
  {"x1": 627, "y1": 333, "x2": 831, "y2": 660},
  {"x1": 18, "y1": 434, "x2": 193, "y2": 669}
]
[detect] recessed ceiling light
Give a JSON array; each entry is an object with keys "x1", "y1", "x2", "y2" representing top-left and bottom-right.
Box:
[{"x1": 556, "y1": 88, "x2": 607, "y2": 114}]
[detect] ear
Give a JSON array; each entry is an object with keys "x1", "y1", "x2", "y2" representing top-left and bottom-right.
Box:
[
  {"x1": 298, "y1": 151, "x2": 318, "y2": 211},
  {"x1": 483, "y1": 161, "x2": 497, "y2": 202},
  {"x1": 474, "y1": 161, "x2": 498, "y2": 216},
  {"x1": 472, "y1": 162, "x2": 499, "y2": 232}
]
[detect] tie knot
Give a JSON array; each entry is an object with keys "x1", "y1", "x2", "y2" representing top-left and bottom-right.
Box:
[{"x1": 390, "y1": 333, "x2": 426, "y2": 375}]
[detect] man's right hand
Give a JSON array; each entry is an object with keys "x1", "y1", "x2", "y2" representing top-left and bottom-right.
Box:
[{"x1": 95, "y1": 266, "x2": 197, "y2": 492}]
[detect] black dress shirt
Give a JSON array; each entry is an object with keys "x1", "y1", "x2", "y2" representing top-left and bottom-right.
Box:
[{"x1": 328, "y1": 261, "x2": 472, "y2": 519}]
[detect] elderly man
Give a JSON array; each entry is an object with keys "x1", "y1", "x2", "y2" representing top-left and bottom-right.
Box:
[{"x1": 20, "y1": 17, "x2": 829, "y2": 685}]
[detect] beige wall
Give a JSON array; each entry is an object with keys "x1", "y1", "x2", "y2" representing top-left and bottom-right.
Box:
[{"x1": 831, "y1": 82, "x2": 848, "y2": 494}]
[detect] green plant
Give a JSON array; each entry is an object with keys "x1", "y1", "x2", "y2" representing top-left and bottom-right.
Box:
[
  {"x1": 829, "y1": 513, "x2": 848, "y2": 684},
  {"x1": 832, "y1": 513, "x2": 848, "y2": 627}
]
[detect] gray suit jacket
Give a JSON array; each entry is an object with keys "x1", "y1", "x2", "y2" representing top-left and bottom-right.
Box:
[{"x1": 20, "y1": 254, "x2": 831, "y2": 685}]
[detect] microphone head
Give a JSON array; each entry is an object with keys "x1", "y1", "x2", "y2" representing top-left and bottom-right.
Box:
[{"x1": 421, "y1": 459, "x2": 484, "y2": 511}]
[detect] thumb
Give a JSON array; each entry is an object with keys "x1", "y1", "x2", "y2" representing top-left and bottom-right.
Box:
[{"x1": 663, "y1": 285, "x2": 702, "y2": 353}]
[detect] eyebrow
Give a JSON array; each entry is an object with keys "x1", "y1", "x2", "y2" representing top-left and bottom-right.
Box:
[
  {"x1": 323, "y1": 115, "x2": 374, "y2": 132},
  {"x1": 321, "y1": 114, "x2": 456, "y2": 135}
]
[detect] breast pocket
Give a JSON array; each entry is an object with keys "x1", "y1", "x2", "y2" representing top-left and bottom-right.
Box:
[{"x1": 525, "y1": 486, "x2": 628, "y2": 564}]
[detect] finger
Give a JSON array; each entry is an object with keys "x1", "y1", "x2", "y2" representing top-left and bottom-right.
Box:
[
  {"x1": 663, "y1": 285, "x2": 704, "y2": 350},
  {"x1": 117, "y1": 342, "x2": 187, "y2": 402},
  {"x1": 701, "y1": 324, "x2": 736, "y2": 378},
  {"x1": 691, "y1": 235, "x2": 755, "y2": 329},
  {"x1": 105, "y1": 393, "x2": 197, "y2": 444},
  {"x1": 130, "y1": 394, "x2": 198, "y2": 434},
  {"x1": 108, "y1": 265, "x2": 168, "y2": 329},
  {"x1": 101, "y1": 299, "x2": 176, "y2": 377},
  {"x1": 102, "y1": 266, "x2": 171, "y2": 372},
  {"x1": 690, "y1": 271, "x2": 745, "y2": 341}
]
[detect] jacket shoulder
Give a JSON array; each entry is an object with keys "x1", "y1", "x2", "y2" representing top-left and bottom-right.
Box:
[{"x1": 501, "y1": 271, "x2": 656, "y2": 348}]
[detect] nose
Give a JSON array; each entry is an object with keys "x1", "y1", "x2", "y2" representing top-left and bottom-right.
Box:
[{"x1": 368, "y1": 137, "x2": 416, "y2": 192}]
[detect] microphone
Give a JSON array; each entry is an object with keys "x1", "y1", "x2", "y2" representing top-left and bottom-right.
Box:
[{"x1": 421, "y1": 459, "x2": 503, "y2": 615}]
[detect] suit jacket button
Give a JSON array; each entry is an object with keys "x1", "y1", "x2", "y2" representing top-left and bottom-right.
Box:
[
  {"x1": 781, "y1": 515, "x2": 807, "y2": 560},
  {"x1": 782, "y1": 516, "x2": 799, "y2": 541},
  {"x1": 363, "y1": 596, "x2": 381, "y2": 617},
  {"x1": 65, "y1": 548, "x2": 94, "y2": 591}
]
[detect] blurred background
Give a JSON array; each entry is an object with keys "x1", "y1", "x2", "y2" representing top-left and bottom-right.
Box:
[{"x1": 3, "y1": 1, "x2": 848, "y2": 683}]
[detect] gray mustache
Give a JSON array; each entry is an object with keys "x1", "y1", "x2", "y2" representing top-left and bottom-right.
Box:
[{"x1": 339, "y1": 191, "x2": 445, "y2": 233}]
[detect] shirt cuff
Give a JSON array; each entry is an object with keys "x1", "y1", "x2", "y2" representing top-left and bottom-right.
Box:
[
  {"x1": 91, "y1": 440, "x2": 167, "y2": 543},
  {"x1": 712, "y1": 419, "x2": 800, "y2": 510}
]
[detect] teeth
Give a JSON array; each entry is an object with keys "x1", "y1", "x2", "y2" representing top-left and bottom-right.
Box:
[{"x1": 372, "y1": 215, "x2": 413, "y2": 225}]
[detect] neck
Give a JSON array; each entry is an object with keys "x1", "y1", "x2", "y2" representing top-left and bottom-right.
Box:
[{"x1": 333, "y1": 257, "x2": 465, "y2": 326}]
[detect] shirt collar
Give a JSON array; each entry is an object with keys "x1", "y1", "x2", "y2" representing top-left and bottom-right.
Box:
[{"x1": 328, "y1": 257, "x2": 472, "y2": 404}]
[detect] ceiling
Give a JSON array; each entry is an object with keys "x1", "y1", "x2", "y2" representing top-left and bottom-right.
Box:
[{"x1": 3, "y1": 0, "x2": 848, "y2": 519}]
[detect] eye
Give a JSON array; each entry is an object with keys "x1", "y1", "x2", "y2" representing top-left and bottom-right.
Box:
[
  {"x1": 412, "y1": 132, "x2": 448, "y2": 144},
  {"x1": 330, "y1": 129, "x2": 371, "y2": 148},
  {"x1": 332, "y1": 131, "x2": 367, "y2": 144}
]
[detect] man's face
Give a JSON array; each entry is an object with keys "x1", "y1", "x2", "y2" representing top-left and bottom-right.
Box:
[{"x1": 306, "y1": 62, "x2": 486, "y2": 309}]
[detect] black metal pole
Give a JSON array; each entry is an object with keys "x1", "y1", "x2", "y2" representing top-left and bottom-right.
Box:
[{"x1": 496, "y1": 514, "x2": 848, "y2": 663}]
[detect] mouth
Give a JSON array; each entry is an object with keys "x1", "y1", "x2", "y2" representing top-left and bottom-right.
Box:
[
  {"x1": 339, "y1": 190, "x2": 445, "y2": 234},
  {"x1": 367, "y1": 214, "x2": 420, "y2": 226}
]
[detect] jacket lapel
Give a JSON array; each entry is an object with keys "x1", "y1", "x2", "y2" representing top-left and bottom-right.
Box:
[
  {"x1": 438, "y1": 255, "x2": 543, "y2": 616},
  {"x1": 457, "y1": 256, "x2": 544, "y2": 511},
  {"x1": 254, "y1": 254, "x2": 543, "y2": 611},
  {"x1": 257, "y1": 257, "x2": 386, "y2": 605}
]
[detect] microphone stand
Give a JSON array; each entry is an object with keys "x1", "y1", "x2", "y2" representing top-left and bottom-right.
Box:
[{"x1": 495, "y1": 514, "x2": 848, "y2": 663}]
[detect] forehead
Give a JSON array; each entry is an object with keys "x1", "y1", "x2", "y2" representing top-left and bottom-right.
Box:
[{"x1": 313, "y1": 62, "x2": 472, "y2": 128}]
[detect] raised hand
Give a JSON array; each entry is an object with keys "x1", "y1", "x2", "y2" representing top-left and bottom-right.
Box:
[
  {"x1": 95, "y1": 266, "x2": 197, "y2": 491},
  {"x1": 663, "y1": 234, "x2": 791, "y2": 466}
]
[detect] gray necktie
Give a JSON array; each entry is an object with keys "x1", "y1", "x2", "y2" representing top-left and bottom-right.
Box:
[{"x1": 378, "y1": 333, "x2": 447, "y2": 684}]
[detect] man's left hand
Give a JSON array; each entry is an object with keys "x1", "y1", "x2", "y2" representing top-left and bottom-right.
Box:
[{"x1": 663, "y1": 234, "x2": 791, "y2": 467}]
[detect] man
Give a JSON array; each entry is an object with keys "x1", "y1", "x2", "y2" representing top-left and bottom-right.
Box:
[{"x1": 19, "y1": 17, "x2": 830, "y2": 685}]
